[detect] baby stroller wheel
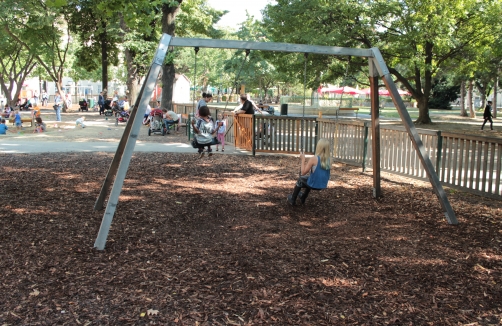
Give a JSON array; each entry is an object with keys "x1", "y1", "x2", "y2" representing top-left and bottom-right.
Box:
[{"x1": 148, "y1": 128, "x2": 151, "y2": 136}]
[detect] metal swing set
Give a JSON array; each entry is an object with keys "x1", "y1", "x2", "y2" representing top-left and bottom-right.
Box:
[{"x1": 93, "y1": 34, "x2": 458, "y2": 250}]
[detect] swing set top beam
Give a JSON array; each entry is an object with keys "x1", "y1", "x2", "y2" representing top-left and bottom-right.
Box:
[{"x1": 169, "y1": 37, "x2": 374, "y2": 58}]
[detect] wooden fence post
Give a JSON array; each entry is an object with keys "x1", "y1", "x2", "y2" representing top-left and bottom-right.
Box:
[
  {"x1": 252, "y1": 114, "x2": 256, "y2": 156},
  {"x1": 362, "y1": 122, "x2": 370, "y2": 172},
  {"x1": 436, "y1": 131, "x2": 442, "y2": 175}
]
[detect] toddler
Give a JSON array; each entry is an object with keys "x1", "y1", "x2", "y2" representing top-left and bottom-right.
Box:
[
  {"x1": 14, "y1": 110, "x2": 22, "y2": 130},
  {"x1": 76, "y1": 116, "x2": 86, "y2": 128},
  {"x1": 0, "y1": 118, "x2": 8, "y2": 134},
  {"x1": 34, "y1": 117, "x2": 46, "y2": 133},
  {"x1": 215, "y1": 113, "x2": 226, "y2": 151}
]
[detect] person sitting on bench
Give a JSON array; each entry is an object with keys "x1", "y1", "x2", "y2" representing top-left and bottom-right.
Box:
[{"x1": 162, "y1": 109, "x2": 179, "y2": 133}]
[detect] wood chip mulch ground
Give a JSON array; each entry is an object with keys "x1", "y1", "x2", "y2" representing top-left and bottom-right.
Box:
[{"x1": 0, "y1": 152, "x2": 501, "y2": 325}]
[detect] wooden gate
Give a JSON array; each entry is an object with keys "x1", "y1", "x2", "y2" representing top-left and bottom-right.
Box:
[{"x1": 234, "y1": 114, "x2": 254, "y2": 151}]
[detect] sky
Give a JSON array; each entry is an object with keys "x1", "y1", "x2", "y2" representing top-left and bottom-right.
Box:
[{"x1": 206, "y1": 0, "x2": 274, "y2": 29}]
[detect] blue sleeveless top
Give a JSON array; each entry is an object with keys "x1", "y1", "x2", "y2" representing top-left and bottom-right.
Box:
[{"x1": 307, "y1": 156, "x2": 330, "y2": 189}]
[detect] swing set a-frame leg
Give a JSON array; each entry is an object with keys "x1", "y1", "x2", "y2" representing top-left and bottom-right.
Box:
[
  {"x1": 370, "y1": 49, "x2": 458, "y2": 225},
  {"x1": 94, "y1": 67, "x2": 152, "y2": 211},
  {"x1": 93, "y1": 34, "x2": 173, "y2": 250}
]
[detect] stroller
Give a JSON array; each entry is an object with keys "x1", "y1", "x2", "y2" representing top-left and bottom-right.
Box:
[
  {"x1": 78, "y1": 99, "x2": 89, "y2": 112},
  {"x1": 148, "y1": 108, "x2": 166, "y2": 136},
  {"x1": 103, "y1": 100, "x2": 113, "y2": 117}
]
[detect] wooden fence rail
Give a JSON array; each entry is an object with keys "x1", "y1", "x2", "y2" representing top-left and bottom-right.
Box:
[
  {"x1": 173, "y1": 103, "x2": 501, "y2": 198},
  {"x1": 316, "y1": 120, "x2": 502, "y2": 198}
]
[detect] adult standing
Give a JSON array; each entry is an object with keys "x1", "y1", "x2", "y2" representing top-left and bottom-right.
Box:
[
  {"x1": 123, "y1": 96, "x2": 130, "y2": 113},
  {"x1": 98, "y1": 92, "x2": 105, "y2": 115},
  {"x1": 41, "y1": 90, "x2": 48, "y2": 107},
  {"x1": 33, "y1": 89, "x2": 39, "y2": 106},
  {"x1": 143, "y1": 104, "x2": 152, "y2": 124},
  {"x1": 54, "y1": 92, "x2": 62, "y2": 122},
  {"x1": 481, "y1": 100, "x2": 494, "y2": 131},
  {"x1": 196, "y1": 93, "x2": 212, "y2": 117}
]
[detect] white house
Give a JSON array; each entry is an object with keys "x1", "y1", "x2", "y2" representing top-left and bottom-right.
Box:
[{"x1": 172, "y1": 74, "x2": 190, "y2": 104}]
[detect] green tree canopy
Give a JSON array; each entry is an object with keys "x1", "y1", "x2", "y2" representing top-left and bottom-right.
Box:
[{"x1": 263, "y1": 0, "x2": 502, "y2": 123}]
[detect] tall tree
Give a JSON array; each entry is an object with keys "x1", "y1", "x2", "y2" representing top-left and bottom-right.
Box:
[
  {"x1": 159, "y1": 0, "x2": 225, "y2": 110},
  {"x1": 0, "y1": 36, "x2": 38, "y2": 106},
  {"x1": 1, "y1": 0, "x2": 75, "y2": 111},
  {"x1": 263, "y1": 0, "x2": 502, "y2": 124},
  {"x1": 67, "y1": 0, "x2": 121, "y2": 93}
]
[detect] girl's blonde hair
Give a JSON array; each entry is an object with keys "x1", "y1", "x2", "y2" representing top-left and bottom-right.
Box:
[{"x1": 315, "y1": 138, "x2": 331, "y2": 170}]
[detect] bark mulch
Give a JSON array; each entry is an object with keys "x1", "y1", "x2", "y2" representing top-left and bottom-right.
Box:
[{"x1": 0, "y1": 152, "x2": 501, "y2": 325}]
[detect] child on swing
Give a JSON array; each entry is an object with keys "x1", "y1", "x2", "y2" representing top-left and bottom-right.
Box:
[
  {"x1": 191, "y1": 106, "x2": 222, "y2": 158},
  {"x1": 287, "y1": 138, "x2": 331, "y2": 205}
]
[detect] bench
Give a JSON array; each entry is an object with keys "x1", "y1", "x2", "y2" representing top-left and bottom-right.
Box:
[
  {"x1": 336, "y1": 107, "x2": 359, "y2": 119},
  {"x1": 9, "y1": 116, "x2": 33, "y2": 127}
]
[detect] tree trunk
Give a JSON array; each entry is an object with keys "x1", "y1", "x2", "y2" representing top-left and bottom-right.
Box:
[
  {"x1": 161, "y1": 1, "x2": 182, "y2": 111},
  {"x1": 468, "y1": 80, "x2": 475, "y2": 118},
  {"x1": 125, "y1": 50, "x2": 141, "y2": 105},
  {"x1": 494, "y1": 74, "x2": 499, "y2": 119},
  {"x1": 118, "y1": 15, "x2": 140, "y2": 105},
  {"x1": 459, "y1": 80, "x2": 467, "y2": 117},
  {"x1": 416, "y1": 94, "x2": 432, "y2": 124},
  {"x1": 101, "y1": 22, "x2": 109, "y2": 93}
]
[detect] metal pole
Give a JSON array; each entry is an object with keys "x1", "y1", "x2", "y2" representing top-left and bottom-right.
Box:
[
  {"x1": 371, "y1": 48, "x2": 457, "y2": 224},
  {"x1": 252, "y1": 114, "x2": 256, "y2": 156},
  {"x1": 94, "y1": 34, "x2": 172, "y2": 250},
  {"x1": 94, "y1": 66, "x2": 151, "y2": 211},
  {"x1": 190, "y1": 47, "x2": 199, "y2": 141},
  {"x1": 302, "y1": 53, "x2": 308, "y2": 152}
]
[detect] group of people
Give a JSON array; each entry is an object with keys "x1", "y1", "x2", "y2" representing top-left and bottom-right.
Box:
[
  {"x1": 97, "y1": 90, "x2": 130, "y2": 116},
  {"x1": 141, "y1": 101, "x2": 181, "y2": 135},
  {"x1": 191, "y1": 92, "x2": 273, "y2": 158},
  {"x1": 191, "y1": 92, "x2": 330, "y2": 205}
]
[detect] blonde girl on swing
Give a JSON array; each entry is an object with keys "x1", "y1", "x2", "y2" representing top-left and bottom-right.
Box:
[{"x1": 287, "y1": 138, "x2": 331, "y2": 205}]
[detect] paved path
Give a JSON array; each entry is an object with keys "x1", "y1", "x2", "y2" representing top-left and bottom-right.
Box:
[{"x1": 0, "y1": 140, "x2": 252, "y2": 155}]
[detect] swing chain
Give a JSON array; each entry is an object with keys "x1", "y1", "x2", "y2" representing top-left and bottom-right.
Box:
[{"x1": 301, "y1": 53, "x2": 309, "y2": 153}]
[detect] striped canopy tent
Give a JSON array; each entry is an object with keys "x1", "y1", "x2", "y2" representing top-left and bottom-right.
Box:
[
  {"x1": 360, "y1": 88, "x2": 410, "y2": 96},
  {"x1": 319, "y1": 86, "x2": 363, "y2": 95}
]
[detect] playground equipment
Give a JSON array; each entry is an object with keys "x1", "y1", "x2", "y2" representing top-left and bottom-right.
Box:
[{"x1": 93, "y1": 35, "x2": 458, "y2": 250}]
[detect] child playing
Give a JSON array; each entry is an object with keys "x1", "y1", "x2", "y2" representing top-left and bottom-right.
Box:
[
  {"x1": 31, "y1": 105, "x2": 41, "y2": 119},
  {"x1": 14, "y1": 110, "x2": 22, "y2": 131},
  {"x1": 0, "y1": 118, "x2": 9, "y2": 134},
  {"x1": 76, "y1": 116, "x2": 86, "y2": 128},
  {"x1": 287, "y1": 138, "x2": 331, "y2": 205},
  {"x1": 215, "y1": 113, "x2": 226, "y2": 151},
  {"x1": 34, "y1": 117, "x2": 46, "y2": 133},
  {"x1": 191, "y1": 106, "x2": 222, "y2": 158}
]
